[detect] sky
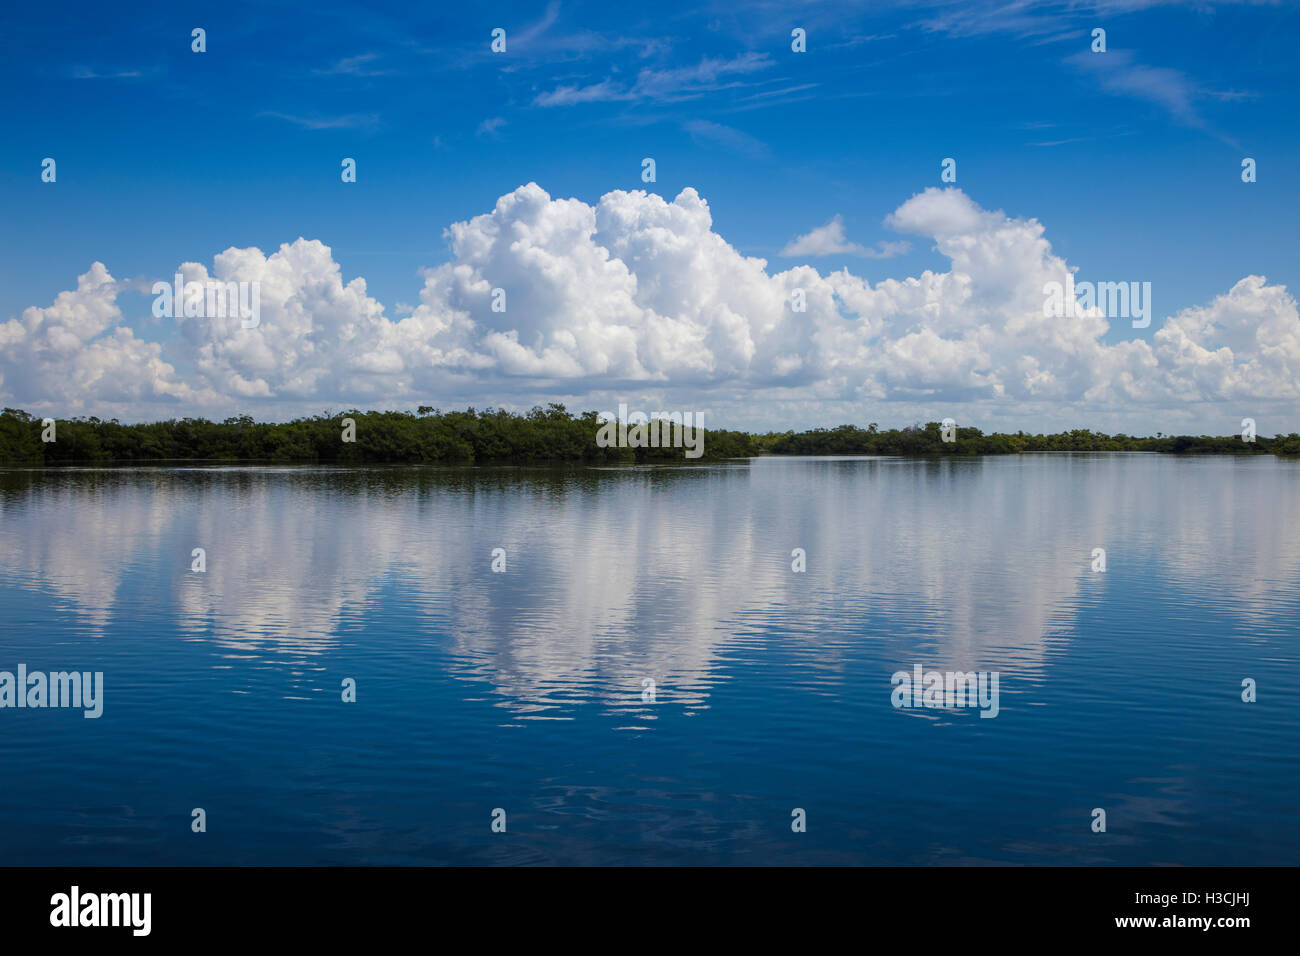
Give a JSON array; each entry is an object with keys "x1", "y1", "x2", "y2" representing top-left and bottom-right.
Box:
[{"x1": 1, "y1": 0, "x2": 1298, "y2": 434}]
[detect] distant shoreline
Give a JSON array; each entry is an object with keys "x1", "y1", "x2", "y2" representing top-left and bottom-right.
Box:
[{"x1": 3, "y1": 406, "x2": 1297, "y2": 464}]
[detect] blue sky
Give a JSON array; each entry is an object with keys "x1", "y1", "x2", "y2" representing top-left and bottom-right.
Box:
[{"x1": 2, "y1": 0, "x2": 1299, "y2": 432}]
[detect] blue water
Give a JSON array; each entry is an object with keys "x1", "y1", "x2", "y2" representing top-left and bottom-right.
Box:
[{"x1": 0, "y1": 454, "x2": 1296, "y2": 865}]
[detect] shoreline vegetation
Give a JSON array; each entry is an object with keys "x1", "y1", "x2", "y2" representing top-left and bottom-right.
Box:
[{"x1": 2, "y1": 405, "x2": 1298, "y2": 465}]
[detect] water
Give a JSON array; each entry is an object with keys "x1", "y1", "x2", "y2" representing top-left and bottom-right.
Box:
[{"x1": 0, "y1": 454, "x2": 1296, "y2": 865}]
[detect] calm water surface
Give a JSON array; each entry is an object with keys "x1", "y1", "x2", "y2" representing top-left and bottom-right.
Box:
[{"x1": 0, "y1": 454, "x2": 1296, "y2": 865}]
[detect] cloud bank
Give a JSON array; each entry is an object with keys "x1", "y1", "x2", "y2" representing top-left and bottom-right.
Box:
[{"x1": 3, "y1": 185, "x2": 1298, "y2": 432}]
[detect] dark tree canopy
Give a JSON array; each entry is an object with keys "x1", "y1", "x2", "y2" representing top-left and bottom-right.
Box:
[{"x1": 1, "y1": 406, "x2": 1296, "y2": 465}]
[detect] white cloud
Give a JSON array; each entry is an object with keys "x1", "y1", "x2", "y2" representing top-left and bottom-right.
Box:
[
  {"x1": 683, "y1": 120, "x2": 769, "y2": 158},
  {"x1": 1153, "y1": 275, "x2": 1300, "y2": 402},
  {"x1": 534, "y1": 53, "x2": 773, "y2": 106},
  {"x1": 258, "y1": 111, "x2": 380, "y2": 130},
  {"x1": 4, "y1": 185, "x2": 1298, "y2": 433},
  {"x1": 533, "y1": 79, "x2": 625, "y2": 107},
  {"x1": 0, "y1": 262, "x2": 200, "y2": 409},
  {"x1": 781, "y1": 215, "x2": 910, "y2": 258},
  {"x1": 313, "y1": 53, "x2": 391, "y2": 77},
  {"x1": 1066, "y1": 49, "x2": 1204, "y2": 128}
]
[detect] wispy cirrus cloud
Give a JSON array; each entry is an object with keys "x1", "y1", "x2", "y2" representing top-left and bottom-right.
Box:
[
  {"x1": 71, "y1": 67, "x2": 151, "y2": 80},
  {"x1": 907, "y1": 0, "x2": 1263, "y2": 42},
  {"x1": 684, "y1": 120, "x2": 769, "y2": 158},
  {"x1": 737, "y1": 83, "x2": 820, "y2": 102},
  {"x1": 313, "y1": 52, "x2": 392, "y2": 76},
  {"x1": 534, "y1": 52, "x2": 773, "y2": 106},
  {"x1": 477, "y1": 116, "x2": 507, "y2": 138},
  {"x1": 514, "y1": 0, "x2": 562, "y2": 47},
  {"x1": 534, "y1": 78, "x2": 626, "y2": 106},
  {"x1": 1067, "y1": 49, "x2": 1202, "y2": 126},
  {"x1": 1205, "y1": 88, "x2": 1260, "y2": 102},
  {"x1": 258, "y1": 111, "x2": 380, "y2": 130},
  {"x1": 631, "y1": 52, "x2": 772, "y2": 99}
]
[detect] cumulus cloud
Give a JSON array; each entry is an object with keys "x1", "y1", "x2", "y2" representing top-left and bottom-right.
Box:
[
  {"x1": 781, "y1": 215, "x2": 910, "y2": 259},
  {"x1": 1153, "y1": 275, "x2": 1300, "y2": 402},
  {"x1": 3, "y1": 184, "x2": 1298, "y2": 431},
  {"x1": 0, "y1": 262, "x2": 200, "y2": 409}
]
